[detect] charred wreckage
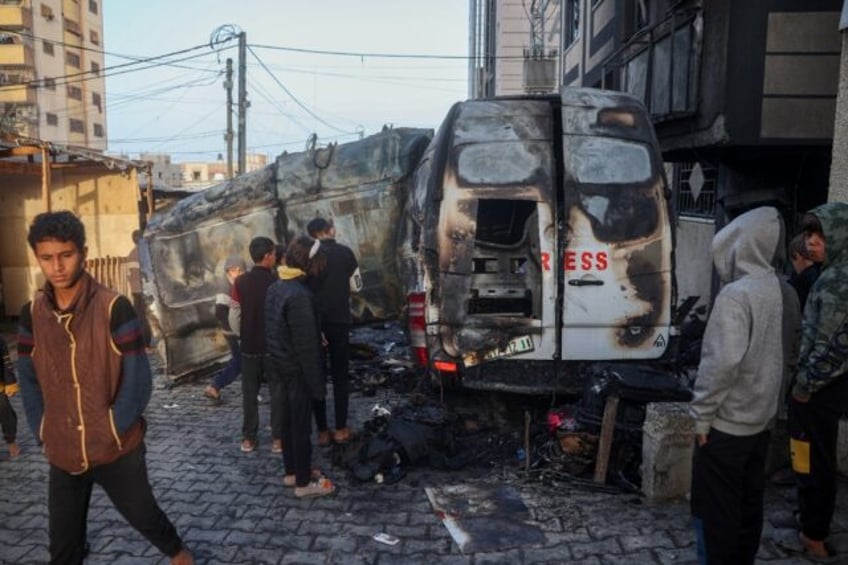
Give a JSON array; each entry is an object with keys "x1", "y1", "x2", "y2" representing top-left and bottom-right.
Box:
[{"x1": 139, "y1": 87, "x2": 699, "y2": 488}]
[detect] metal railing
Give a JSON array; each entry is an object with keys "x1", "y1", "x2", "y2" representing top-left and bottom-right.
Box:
[{"x1": 85, "y1": 256, "x2": 131, "y2": 298}]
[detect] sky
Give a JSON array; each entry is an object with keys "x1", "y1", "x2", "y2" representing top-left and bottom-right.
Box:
[{"x1": 102, "y1": 1, "x2": 470, "y2": 163}]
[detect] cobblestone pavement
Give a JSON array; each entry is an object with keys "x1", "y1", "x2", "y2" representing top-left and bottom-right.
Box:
[{"x1": 1, "y1": 349, "x2": 846, "y2": 564}]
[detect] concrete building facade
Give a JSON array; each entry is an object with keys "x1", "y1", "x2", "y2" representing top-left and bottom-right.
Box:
[{"x1": 0, "y1": 0, "x2": 105, "y2": 150}]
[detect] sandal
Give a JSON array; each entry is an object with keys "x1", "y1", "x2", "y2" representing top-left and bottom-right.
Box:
[
  {"x1": 204, "y1": 385, "x2": 222, "y2": 404},
  {"x1": 284, "y1": 468, "x2": 323, "y2": 487},
  {"x1": 294, "y1": 477, "x2": 336, "y2": 498}
]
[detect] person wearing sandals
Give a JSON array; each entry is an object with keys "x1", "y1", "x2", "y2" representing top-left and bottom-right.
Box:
[
  {"x1": 204, "y1": 255, "x2": 246, "y2": 404},
  {"x1": 265, "y1": 236, "x2": 336, "y2": 498},
  {"x1": 306, "y1": 217, "x2": 362, "y2": 446}
]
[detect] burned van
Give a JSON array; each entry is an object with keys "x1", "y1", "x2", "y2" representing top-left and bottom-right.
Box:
[{"x1": 399, "y1": 88, "x2": 675, "y2": 393}]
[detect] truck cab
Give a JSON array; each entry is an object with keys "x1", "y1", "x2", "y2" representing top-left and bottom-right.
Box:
[{"x1": 399, "y1": 88, "x2": 675, "y2": 393}]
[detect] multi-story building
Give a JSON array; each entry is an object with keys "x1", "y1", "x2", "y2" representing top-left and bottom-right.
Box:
[
  {"x1": 469, "y1": 0, "x2": 561, "y2": 96},
  {"x1": 0, "y1": 0, "x2": 105, "y2": 150}
]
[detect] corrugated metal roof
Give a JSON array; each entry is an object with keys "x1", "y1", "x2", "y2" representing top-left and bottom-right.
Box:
[{"x1": 0, "y1": 132, "x2": 146, "y2": 171}]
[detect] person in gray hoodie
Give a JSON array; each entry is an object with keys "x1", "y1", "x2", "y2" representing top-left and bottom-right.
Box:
[{"x1": 689, "y1": 206, "x2": 794, "y2": 565}]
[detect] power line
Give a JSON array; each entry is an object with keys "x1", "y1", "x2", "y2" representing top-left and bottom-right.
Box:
[{"x1": 246, "y1": 45, "x2": 353, "y2": 135}]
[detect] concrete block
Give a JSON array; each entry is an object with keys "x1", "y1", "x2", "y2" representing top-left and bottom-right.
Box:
[
  {"x1": 641, "y1": 402, "x2": 694, "y2": 503},
  {"x1": 837, "y1": 418, "x2": 848, "y2": 477}
]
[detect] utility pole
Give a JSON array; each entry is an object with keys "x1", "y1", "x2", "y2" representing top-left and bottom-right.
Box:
[
  {"x1": 237, "y1": 31, "x2": 247, "y2": 176},
  {"x1": 224, "y1": 58, "x2": 234, "y2": 179}
]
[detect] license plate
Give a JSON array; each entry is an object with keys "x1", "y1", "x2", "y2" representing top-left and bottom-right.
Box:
[{"x1": 463, "y1": 335, "x2": 534, "y2": 367}]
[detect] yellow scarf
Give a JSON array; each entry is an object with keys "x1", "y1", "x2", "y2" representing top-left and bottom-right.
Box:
[{"x1": 278, "y1": 265, "x2": 305, "y2": 280}]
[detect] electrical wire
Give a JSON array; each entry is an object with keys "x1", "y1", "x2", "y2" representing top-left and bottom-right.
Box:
[{"x1": 246, "y1": 45, "x2": 354, "y2": 136}]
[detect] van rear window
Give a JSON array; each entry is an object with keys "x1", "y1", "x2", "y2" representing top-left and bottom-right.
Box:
[{"x1": 566, "y1": 138, "x2": 652, "y2": 184}]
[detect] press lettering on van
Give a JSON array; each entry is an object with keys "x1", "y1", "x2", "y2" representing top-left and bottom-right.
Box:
[{"x1": 539, "y1": 251, "x2": 609, "y2": 271}]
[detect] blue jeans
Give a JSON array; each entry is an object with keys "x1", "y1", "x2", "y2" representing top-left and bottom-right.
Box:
[{"x1": 212, "y1": 336, "x2": 240, "y2": 390}]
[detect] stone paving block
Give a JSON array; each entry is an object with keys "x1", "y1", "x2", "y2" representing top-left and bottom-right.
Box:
[
  {"x1": 619, "y1": 531, "x2": 676, "y2": 552},
  {"x1": 569, "y1": 537, "x2": 623, "y2": 560},
  {"x1": 523, "y1": 545, "x2": 572, "y2": 563},
  {"x1": 601, "y1": 550, "x2": 658, "y2": 564},
  {"x1": 654, "y1": 546, "x2": 699, "y2": 564},
  {"x1": 311, "y1": 533, "x2": 358, "y2": 553},
  {"x1": 473, "y1": 548, "x2": 525, "y2": 564},
  {"x1": 401, "y1": 536, "x2": 453, "y2": 554}
]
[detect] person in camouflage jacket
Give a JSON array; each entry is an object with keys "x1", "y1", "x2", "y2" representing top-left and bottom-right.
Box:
[{"x1": 789, "y1": 201, "x2": 848, "y2": 558}]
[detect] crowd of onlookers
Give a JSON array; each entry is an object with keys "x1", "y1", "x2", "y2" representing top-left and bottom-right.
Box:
[{"x1": 689, "y1": 202, "x2": 848, "y2": 563}]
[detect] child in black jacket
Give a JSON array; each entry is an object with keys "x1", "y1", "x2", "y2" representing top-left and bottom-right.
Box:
[{"x1": 0, "y1": 337, "x2": 20, "y2": 458}]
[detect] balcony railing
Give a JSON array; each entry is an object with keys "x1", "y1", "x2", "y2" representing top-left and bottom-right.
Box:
[{"x1": 603, "y1": 7, "x2": 702, "y2": 122}]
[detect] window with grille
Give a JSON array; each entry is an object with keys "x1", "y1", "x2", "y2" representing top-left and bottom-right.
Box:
[
  {"x1": 675, "y1": 161, "x2": 716, "y2": 219},
  {"x1": 45, "y1": 112, "x2": 58, "y2": 126},
  {"x1": 93, "y1": 123, "x2": 103, "y2": 137},
  {"x1": 42, "y1": 40, "x2": 54, "y2": 55},
  {"x1": 66, "y1": 51, "x2": 81, "y2": 68},
  {"x1": 92, "y1": 92, "x2": 101, "y2": 111},
  {"x1": 67, "y1": 85, "x2": 82, "y2": 100},
  {"x1": 90, "y1": 61, "x2": 99, "y2": 75},
  {"x1": 88, "y1": 0, "x2": 97, "y2": 14},
  {"x1": 43, "y1": 77, "x2": 56, "y2": 90},
  {"x1": 69, "y1": 119, "x2": 85, "y2": 133},
  {"x1": 89, "y1": 29, "x2": 99, "y2": 45}
]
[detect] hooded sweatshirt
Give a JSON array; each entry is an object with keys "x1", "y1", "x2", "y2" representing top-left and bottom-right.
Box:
[
  {"x1": 690, "y1": 206, "x2": 786, "y2": 436},
  {"x1": 792, "y1": 202, "x2": 848, "y2": 399}
]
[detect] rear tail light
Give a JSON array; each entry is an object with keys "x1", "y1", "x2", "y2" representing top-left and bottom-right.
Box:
[
  {"x1": 433, "y1": 360, "x2": 458, "y2": 372},
  {"x1": 407, "y1": 292, "x2": 428, "y2": 366}
]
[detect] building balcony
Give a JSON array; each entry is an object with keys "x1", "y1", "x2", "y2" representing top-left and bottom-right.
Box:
[
  {"x1": 0, "y1": 43, "x2": 34, "y2": 67},
  {"x1": 0, "y1": 6, "x2": 33, "y2": 29},
  {"x1": 0, "y1": 82, "x2": 36, "y2": 104},
  {"x1": 602, "y1": 7, "x2": 702, "y2": 122}
]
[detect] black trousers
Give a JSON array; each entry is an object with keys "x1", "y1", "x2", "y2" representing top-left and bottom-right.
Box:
[
  {"x1": 314, "y1": 323, "x2": 351, "y2": 431},
  {"x1": 789, "y1": 377, "x2": 848, "y2": 541},
  {"x1": 48, "y1": 442, "x2": 183, "y2": 564},
  {"x1": 278, "y1": 372, "x2": 314, "y2": 487},
  {"x1": 690, "y1": 428, "x2": 770, "y2": 565},
  {"x1": 241, "y1": 354, "x2": 282, "y2": 442},
  {"x1": 0, "y1": 392, "x2": 16, "y2": 444}
]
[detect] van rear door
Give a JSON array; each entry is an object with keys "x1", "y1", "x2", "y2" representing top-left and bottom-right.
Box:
[{"x1": 558, "y1": 89, "x2": 673, "y2": 360}]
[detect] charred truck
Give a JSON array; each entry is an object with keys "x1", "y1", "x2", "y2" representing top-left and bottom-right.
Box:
[{"x1": 399, "y1": 88, "x2": 680, "y2": 394}]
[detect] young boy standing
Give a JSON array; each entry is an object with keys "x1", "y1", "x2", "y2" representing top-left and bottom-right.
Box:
[{"x1": 689, "y1": 206, "x2": 795, "y2": 564}]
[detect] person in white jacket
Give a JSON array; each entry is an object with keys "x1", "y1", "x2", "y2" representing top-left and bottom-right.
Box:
[{"x1": 689, "y1": 206, "x2": 799, "y2": 565}]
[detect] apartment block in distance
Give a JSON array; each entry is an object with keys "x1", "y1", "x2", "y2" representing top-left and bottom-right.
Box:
[{"x1": 0, "y1": 0, "x2": 105, "y2": 150}]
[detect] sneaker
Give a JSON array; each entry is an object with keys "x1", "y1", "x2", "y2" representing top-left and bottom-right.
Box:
[
  {"x1": 317, "y1": 430, "x2": 332, "y2": 447},
  {"x1": 271, "y1": 439, "x2": 283, "y2": 454},
  {"x1": 283, "y1": 468, "x2": 323, "y2": 487},
  {"x1": 333, "y1": 427, "x2": 352, "y2": 444},
  {"x1": 240, "y1": 439, "x2": 256, "y2": 453},
  {"x1": 294, "y1": 477, "x2": 336, "y2": 498}
]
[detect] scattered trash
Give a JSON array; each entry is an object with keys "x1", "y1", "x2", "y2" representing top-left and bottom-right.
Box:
[
  {"x1": 371, "y1": 404, "x2": 392, "y2": 418},
  {"x1": 373, "y1": 532, "x2": 400, "y2": 546}
]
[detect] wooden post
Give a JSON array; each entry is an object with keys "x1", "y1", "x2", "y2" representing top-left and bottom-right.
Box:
[
  {"x1": 41, "y1": 144, "x2": 51, "y2": 211},
  {"x1": 145, "y1": 164, "x2": 154, "y2": 218},
  {"x1": 593, "y1": 395, "x2": 620, "y2": 484}
]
